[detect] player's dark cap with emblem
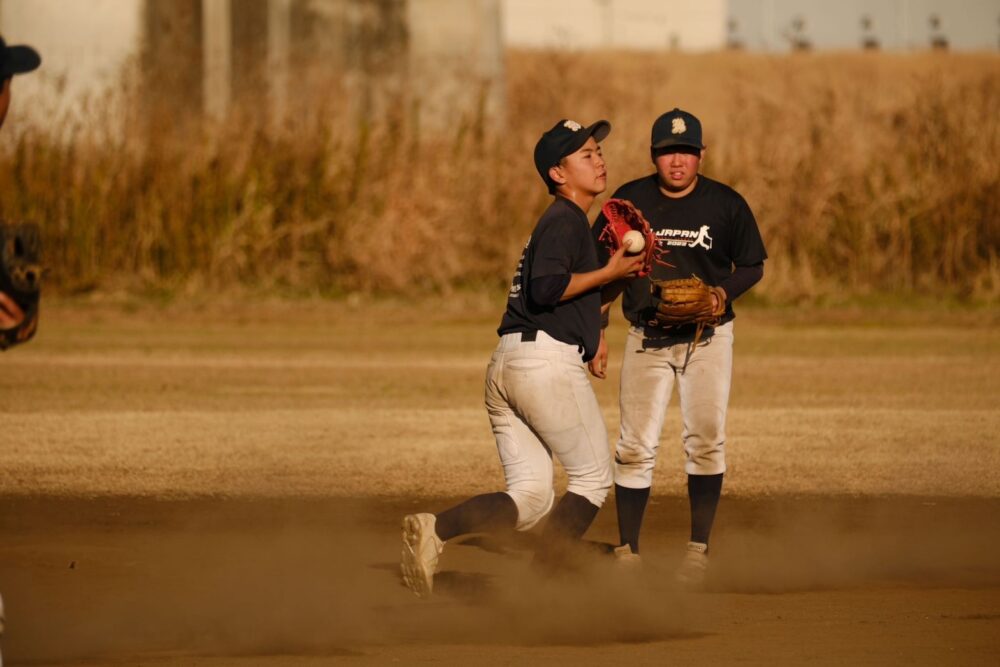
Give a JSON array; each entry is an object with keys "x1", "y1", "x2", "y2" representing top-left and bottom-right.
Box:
[
  {"x1": 534, "y1": 119, "x2": 611, "y2": 190},
  {"x1": 651, "y1": 108, "x2": 703, "y2": 150},
  {"x1": 0, "y1": 36, "x2": 41, "y2": 80}
]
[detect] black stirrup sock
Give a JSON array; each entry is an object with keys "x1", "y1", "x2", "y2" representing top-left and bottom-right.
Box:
[
  {"x1": 434, "y1": 492, "x2": 518, "y2": 542},
  {"x1": 544, "y1": 492, "x2": 600, "y2": 541},
  {"x1": 534, "y1": 492, "x2": 600, "y2": 567},
  {"x1": 615, "y1": 484, "x2": 651, "y2": 554},
  {"x1": 688, "y1": 473, "x2": 724, "y2": 545}
]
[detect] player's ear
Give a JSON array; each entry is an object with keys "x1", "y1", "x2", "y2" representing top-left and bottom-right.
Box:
[{"x1": 548, "y1": 163, "x2": 567, "y2": 187}]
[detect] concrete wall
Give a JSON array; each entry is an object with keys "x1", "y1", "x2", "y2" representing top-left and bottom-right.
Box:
[
  {"x1": 0, "y1": 0, "x2": 505, "y2": 135},
  {"x1": 0, "y1": 0, "x2": 143, "y2": 129},
  {"x1": 408, "y1": 0, "x2": 504, "y2": 129}
]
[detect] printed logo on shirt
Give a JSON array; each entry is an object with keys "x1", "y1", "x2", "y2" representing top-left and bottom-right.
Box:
[
  {"x1": 656, "y1": 225, "x2": 713, "y2": 250},
  {"x1": 508, "y1": 238, "x2": 531, "y2": 298}
]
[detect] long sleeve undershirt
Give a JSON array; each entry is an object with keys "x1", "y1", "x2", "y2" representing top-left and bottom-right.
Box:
[{"x1": 719, "y1": 263, "x2": 763, "y2": 302}]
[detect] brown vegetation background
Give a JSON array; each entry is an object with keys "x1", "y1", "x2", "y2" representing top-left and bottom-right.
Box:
[{"x1": 1, "y1": 51, "x2": 997, "y2": 302}]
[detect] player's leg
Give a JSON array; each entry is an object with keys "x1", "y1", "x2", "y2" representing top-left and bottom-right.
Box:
[
  {"x1": 434, "y1": 493, "x2": 518, "y2": 541},
  {"x1": 401, "y1": 347, "x2": 549, "y2": 597},
  {"x1": 504, "y1": 334, "x2": 612, "y2": 566},
  {"x1": 406, "y1": 490, "x2": 519, "y2": 597},
  {"x1": 535, "y1": 347, "x2": 614, "y2": 566},
  {"x1": 402, "y1": 404, "x2": 555, "y2": 597},
  {"x1": 614, "y1": 326, "x2": 677, "y2": 554},
  {"x1": 675, "y1": 321, "x2": 734, "y2": 583}
]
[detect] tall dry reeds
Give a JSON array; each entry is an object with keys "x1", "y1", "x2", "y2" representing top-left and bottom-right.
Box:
[{"x1": 0, "y1": 51, "x2": 997, "y2": 303}]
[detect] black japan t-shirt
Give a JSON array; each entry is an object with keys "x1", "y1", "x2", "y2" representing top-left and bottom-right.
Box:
[
  {"x1": 498, "y1": 197, "x2": 602, "y2": 361},
  {"x1": 593, "y1": 174, "x2": 767, "y2": 333}
]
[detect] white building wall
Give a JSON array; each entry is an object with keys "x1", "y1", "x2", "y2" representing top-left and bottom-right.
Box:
[
  {"x1": 505, "y1": 0, "x2": 1000, "y2": 52},
  {"x1": 502, "y1": 0, "x2": 728, "y2": 51}
]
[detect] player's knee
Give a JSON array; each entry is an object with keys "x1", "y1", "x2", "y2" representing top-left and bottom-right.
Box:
[
  {"x1": 684, "y1": 440, "x2": 726, "y2": 475},
  {"x1": 615, "y1": 432, "x2": 658, "y2": 466},
  {"x1": 686, "y1": 402, "x2": 725, "y2": 442},
  {"x1": 505, "y1": 484, "x2": 555, "y2": 531},
  {"x1": 565, "y1": 465, "x2": 613, "y2": 508},
  {"x1": 615, "y1": 446, "x2": 654, "y2": 467},
  {"x1": 615, "y1": 442, "x2": 656, "y2": 476}
]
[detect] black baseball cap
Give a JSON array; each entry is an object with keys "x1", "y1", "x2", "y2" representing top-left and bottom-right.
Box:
[
  {"x1": 534, "y1": 119, "x2": 611, "y2": 191},
  {"x1": 0, "y1": 36, "x2": 41, "y2": 79},
  {"x1": 651, "y1": 108, "x2": 703, "y2": 151}
]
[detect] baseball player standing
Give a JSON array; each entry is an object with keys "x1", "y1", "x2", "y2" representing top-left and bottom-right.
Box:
[
  {"x1": 0, "y1": 33, "x2": 41, "y2": 667},
  {"x1": 591, "y1": 108, "x2": 767, "y2": 586},
  {"x1": 400, "y1": 119, "x2": 645, "y2": 597},
  {"x1": 0, "y1": 35, "x2": 41, "y2": 351}
]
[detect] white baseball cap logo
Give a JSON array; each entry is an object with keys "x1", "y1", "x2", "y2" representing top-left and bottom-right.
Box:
[
  {"x1": 672, "y1": 118, "x2": 687, "y2": 134},
  {"x1": 563, "y1": 120, "x2": 582, "y2": 132}
]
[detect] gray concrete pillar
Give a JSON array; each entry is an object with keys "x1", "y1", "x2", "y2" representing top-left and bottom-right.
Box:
[
  {"x1": 202, "y1": 0, "x2": 231, "y2": 120},
  {"x1": 267, "y1": 0, "x2": 291, "y2": 128}
]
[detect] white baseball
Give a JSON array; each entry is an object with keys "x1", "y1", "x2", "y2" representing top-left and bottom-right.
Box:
[{"x1": 622, "y1": 230, "x2": 645, "y2": 253}]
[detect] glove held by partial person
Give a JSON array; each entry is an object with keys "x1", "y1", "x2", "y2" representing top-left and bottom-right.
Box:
[{"x1": 0, "y1": 221, "x2": 41, "y2": 351}]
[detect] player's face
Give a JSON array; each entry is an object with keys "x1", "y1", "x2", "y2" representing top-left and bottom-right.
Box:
[
  {"x1": 552, "y1": 137, "x2": 607, "y2": 196},
  {"x1": 654, "y1": 147, "x2": 703, "y2": 197}
]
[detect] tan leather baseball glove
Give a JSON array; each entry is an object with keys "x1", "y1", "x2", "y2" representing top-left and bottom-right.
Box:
[
  {"x1": 649, "y1": 276, "x2": 725, "y2": 327},
  {"x1": 648, "y1": 276, "x2": 726, "y2": 372}
]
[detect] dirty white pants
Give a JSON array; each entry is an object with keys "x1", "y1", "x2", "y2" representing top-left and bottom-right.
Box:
[
  {"x1": 485, "y1": 331, "x2": 613, "y2": 530},
  {"x1": 614, "y1": 321, "x2": 734, "y2": 488}
]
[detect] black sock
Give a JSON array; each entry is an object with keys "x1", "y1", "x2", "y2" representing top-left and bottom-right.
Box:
[
  {"x1": 615, "y1": 484, "x2": 650, "y2": 554},
  {"x1": 434, "y1": 492, "x2": 518, "y2": 542},
  {"x1": 535, "y1": 492, "x2": 600, "y2": 567},
  {"x1": 544, "y1": 492, "x2": 600, "y2": 541},
  {"x1": 688, "y1": 473, "x2": 724, "y2": 545}
]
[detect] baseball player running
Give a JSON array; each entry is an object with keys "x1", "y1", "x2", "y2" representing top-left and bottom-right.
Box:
[
  {"x1": 591, "y1": 108, "x2": 767, "y2": 586},
  {"x1": 400, "y1": 118, "x2": 645, "y2": 597}
]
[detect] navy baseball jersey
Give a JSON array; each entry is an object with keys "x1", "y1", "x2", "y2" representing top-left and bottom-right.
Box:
[
  {"x1": 593, "y1": 174, "x2": 767, "y2": 332},
  {"x1": 499, "y1": 196, "x2": 602, "y2": 361}
]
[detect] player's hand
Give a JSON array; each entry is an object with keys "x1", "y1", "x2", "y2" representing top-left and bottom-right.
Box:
[
  {"x1": 710, "y1": 285, "x2": 726, "y2": 317},
  {"x1": 0, "y1": 291, "x2": 25, "y2": 328},
  {"x1": 588, "y1": 329, "x2": 609, "y2": 379},
  {"x1": 604, "y1": 242, "x2": 645, "y2": 281}
]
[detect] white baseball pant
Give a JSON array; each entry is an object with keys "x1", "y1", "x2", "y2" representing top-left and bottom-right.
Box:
[
  {"x1": 485, "y1": 330, "x2": 614, "y2": 530},
  {"x1": 614, "y1": 321, "x2": 734, "y2": 488}
]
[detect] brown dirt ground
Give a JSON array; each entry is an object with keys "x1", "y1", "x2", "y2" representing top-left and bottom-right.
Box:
[{"x1": 1, "y1": 300, "x2": 998, "y2": 665}]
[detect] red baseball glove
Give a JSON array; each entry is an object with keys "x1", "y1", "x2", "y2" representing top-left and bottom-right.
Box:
[{"x1": 598, "y1": 199, "x2": 669, "y2": 277}]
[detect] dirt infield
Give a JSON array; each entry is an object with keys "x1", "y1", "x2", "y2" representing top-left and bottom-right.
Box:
[
  {"x1": 1, "y1": 301, "x2": 998, "y2": 665},
  {"x1": 1, "y1": 495, "x2": 998, "y2": 666}
]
